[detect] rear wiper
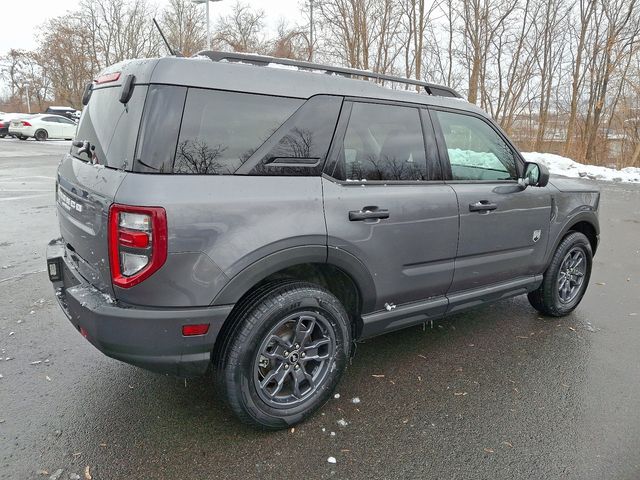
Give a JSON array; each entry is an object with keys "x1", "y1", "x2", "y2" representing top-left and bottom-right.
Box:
[{"x1": 73, "y1": 140, "x2": 96, "y2": 162}]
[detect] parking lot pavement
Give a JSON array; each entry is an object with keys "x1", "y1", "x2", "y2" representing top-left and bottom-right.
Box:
[{"x1": 1, "y1": 141, "x2": 639, "y2": 480}]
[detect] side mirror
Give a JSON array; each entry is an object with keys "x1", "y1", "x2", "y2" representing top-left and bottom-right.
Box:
[{"x1": 521, "y1": 161, "x2": 549, "y2": 188}]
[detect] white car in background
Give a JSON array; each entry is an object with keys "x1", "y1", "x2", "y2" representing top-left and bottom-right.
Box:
[{"x1": 9, "y1": 114, "x2": 77, "y2": 141}]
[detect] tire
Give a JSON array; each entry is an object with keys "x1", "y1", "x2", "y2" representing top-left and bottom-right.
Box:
[
  {"x1": 217, "y1": 281, "x2": 351, "y2": 429},
  {"x1": 18, "y1": 135, "x2": 27, "y2": 141},
  {"x1": 0, "y1": 134, "x2": 5, "y2": 138},
  {"x1": 528, "y1": 231, "x2": 592, "y2": 317},
  {"x1": 35, "y1": 129, "x2": 48, "y2": 141}
]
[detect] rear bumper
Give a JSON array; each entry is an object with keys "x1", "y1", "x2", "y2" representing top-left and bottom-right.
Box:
[
  {"x1": 47, "y1": 238, "x2": 233, "y2": 377},
  {"x1": 8, "y1": 126, "x2": 32, "y2": 136}
]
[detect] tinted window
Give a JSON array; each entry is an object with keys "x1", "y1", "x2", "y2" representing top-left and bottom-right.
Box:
[
  {"x1": 434, "y1": 110, "x2": 518, "y2": 181},
  {"x1": 72, "y1": 85, "x2": 147, "y2": 169},
  {"x1": 332, "y1": 102, "x2": 430, "y2": 181},
  {"x1": 134, "y1": 85, "x2": 187, "y2": 173},
  {"x1": 43, "y1": 116, "x2": 58, "y2": 122},
  {"x1": 247, "y1": 95, "x2": 342, "y2": 176},
  {"x1": 58, "y1": 117, "x2": 76, "y2": 125},
  {"x1": 173, "y1": 89, "x2": 303, "y2": 175}
]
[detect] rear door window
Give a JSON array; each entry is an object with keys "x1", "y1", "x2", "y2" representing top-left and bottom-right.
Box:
[
  {"x1": 330, "y1": 102, "x2": 434, "y2": 181},
  {"x1": 173, "y1": 89, "x2": 303, "y2": 174}
]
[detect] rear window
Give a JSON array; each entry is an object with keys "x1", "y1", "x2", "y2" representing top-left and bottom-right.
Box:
[
  {"x1": 71, "y1": 85, "x2": 147, "y2": 169},
  {"x1": 173, "y1": 89, "x2": 303, "y2": 174}
]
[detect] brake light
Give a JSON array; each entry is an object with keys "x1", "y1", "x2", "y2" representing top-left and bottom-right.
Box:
[
  {"x1": 108, "y1": 204, "x2": 167, "y2": 288},
  {"x1": 95, "y1": 72, "x2": 121, "y2": 84},
  {"x1": 21, "y1": 121, "x2": 32, "y2": 127}
]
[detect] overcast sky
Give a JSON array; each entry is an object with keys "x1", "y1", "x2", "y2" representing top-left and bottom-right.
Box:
[{"x1": 0, "y1": 0, "x2": 305, "y2": 54}]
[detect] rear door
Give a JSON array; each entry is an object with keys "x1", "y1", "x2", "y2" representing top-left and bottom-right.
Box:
[
  {"x1": 57, "y1": 82, "x2": 148, "y2": 294},
  {"x1": 322, "y1": 100, "x2": 459, "y2": 314},
  {"x1": 430, "y1": 108, "x2": 552, "y2": 295}
]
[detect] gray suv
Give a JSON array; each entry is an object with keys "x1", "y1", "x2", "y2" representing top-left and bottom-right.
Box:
[{"x1": 47, "y1": 51, "x2": 600, "y2": 429}]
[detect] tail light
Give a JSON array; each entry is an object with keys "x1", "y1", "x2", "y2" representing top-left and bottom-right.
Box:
[
  {"x1": 108, "y1": 204, "x2": 167, "y2": 288},
  {"x1": 21, "y1": 121, "x2": 32, "y2": 127}
]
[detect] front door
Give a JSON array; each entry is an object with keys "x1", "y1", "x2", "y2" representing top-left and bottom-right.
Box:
[
  {"x1": 430, "y1": 109, "x2": 552, "y2": 294},
  {"x1": 322, "y1": 100, "x2": 459, "y2": 313}
]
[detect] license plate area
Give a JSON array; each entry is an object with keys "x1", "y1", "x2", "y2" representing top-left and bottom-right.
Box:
[{"x1": 46, "y1": 240, "x2": 65, "y2": 282}]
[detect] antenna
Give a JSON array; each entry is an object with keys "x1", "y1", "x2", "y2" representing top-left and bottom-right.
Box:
[{"x1": 153, "y1": 18, "x2": 180, "y2": 57}]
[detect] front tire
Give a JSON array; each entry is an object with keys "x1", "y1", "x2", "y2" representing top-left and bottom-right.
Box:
[
  {"x1": 218, "y1": 282, "x2": 351, "y2": 429},
  {"x1": 17, "y1": 135, "x2": 27, "y2": 141},
  {"x1": 528, "y1": 231, "x2": 592, "y2": 317}
]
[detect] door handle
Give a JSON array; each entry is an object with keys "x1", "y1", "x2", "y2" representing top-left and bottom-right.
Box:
[
  {"x1": 469, "y1": 200, "x2": 497, "y2": 212},
  {"x1": 349, "y1": 207, "x2": 390, "y2": 221}
]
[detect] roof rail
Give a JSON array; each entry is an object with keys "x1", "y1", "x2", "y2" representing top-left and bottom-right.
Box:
[{"x1": 196, "y1": 50, "x2": 462, "y2": 99}]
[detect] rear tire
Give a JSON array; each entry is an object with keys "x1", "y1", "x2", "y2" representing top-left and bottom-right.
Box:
[
  {"x1": 528, "y1": 231, "x2": 592, "y2": 317},
  {"x1": 217, "y1": 281, "x2": 351, "y2": 430},
  {"x1": 35, "y1": 129, "x2": 48, "y2": 141}
]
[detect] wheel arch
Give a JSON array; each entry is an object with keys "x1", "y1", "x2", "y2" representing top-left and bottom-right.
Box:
[
  {"x1": 545, "y1": 213, "x2": 599, "y2": 268},
  {"x1": 211, "y1": 246, "x2": 377, "y2": 339}
]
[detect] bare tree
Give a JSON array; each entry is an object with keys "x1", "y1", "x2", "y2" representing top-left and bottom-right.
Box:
[
  {"x1": 160, "y1": 0, "x2": 207, "y2": 57},
  {"x1": 37, "y1": 13, "x2": 101, "y2": 108},
  {"x1": 270, "y1": 20, "x2": 309, "y2": 59},
  {"x1": 215, "y1": 1, "x2": 267, "y2": 53},
  {"x1": 80, "y1": 0, "x2": 159, "y2": 67}
]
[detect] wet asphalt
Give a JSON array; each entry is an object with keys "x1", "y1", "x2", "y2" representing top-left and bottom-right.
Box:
[{"x1": 0, "y1": 138, "x2": 639, "y2": 480}]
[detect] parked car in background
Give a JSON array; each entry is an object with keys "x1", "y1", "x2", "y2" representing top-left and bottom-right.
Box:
[
  {"x1": 9, "y1": 114, "x2": 77, "y2": 141},
  {"x1": 0, "y1": 113, "x2": 33, "y2": 138},
  {"x1": 45, "y1": 106, "x2": 80, "y2": 120}
]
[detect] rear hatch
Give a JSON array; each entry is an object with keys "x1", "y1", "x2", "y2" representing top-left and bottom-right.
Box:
[{"x1": 57, "y1": 68, "x2": 150, "y2": 295}]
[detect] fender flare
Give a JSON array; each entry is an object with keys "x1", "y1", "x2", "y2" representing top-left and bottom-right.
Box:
[
  {"x1": 211, "y1": 245, "x2": 377, "y2": 313},
  {"x1": 543, "y1": 211, "x2": 599, "y2": 267}
]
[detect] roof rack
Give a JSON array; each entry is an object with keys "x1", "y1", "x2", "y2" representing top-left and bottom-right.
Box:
[{"x1": 197, "y1": 50, "x2": 462, "y2": 99}]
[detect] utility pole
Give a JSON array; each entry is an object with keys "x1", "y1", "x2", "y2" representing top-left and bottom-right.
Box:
[
  {"x1": 192, "y1": 0, "x2": 223, "y2": 49},
  {"x1": 24, "y1": 82, "x2": 31, "y2": 113},
  {"x1": 309, "y1": 0, "x2": 314, "y2": 62}
]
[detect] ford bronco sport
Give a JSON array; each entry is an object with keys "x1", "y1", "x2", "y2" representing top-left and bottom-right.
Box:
[{"x1": 47, "y1": 51, "x2": 600, "y2": 429}]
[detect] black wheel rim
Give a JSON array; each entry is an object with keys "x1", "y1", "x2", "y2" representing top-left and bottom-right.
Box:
[
  {"x1": 253, "y1": 310, "x2": 336, "y2": 408},
  {"x1": 557, "y1": 247, "x2": 586, "y2": 303}
]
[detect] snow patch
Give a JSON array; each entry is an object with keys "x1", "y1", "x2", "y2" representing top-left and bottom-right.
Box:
[{"x1": 522, "y1": 152, "x2": 640, "y2": 183}]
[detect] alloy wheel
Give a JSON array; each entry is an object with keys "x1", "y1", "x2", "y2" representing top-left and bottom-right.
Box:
[
  {"x1": 557, "y1": 247, "x2": 586, "y2": 303},
  {"x1": 253, "y1": 311, "x2": 336, "y2": 408}
]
